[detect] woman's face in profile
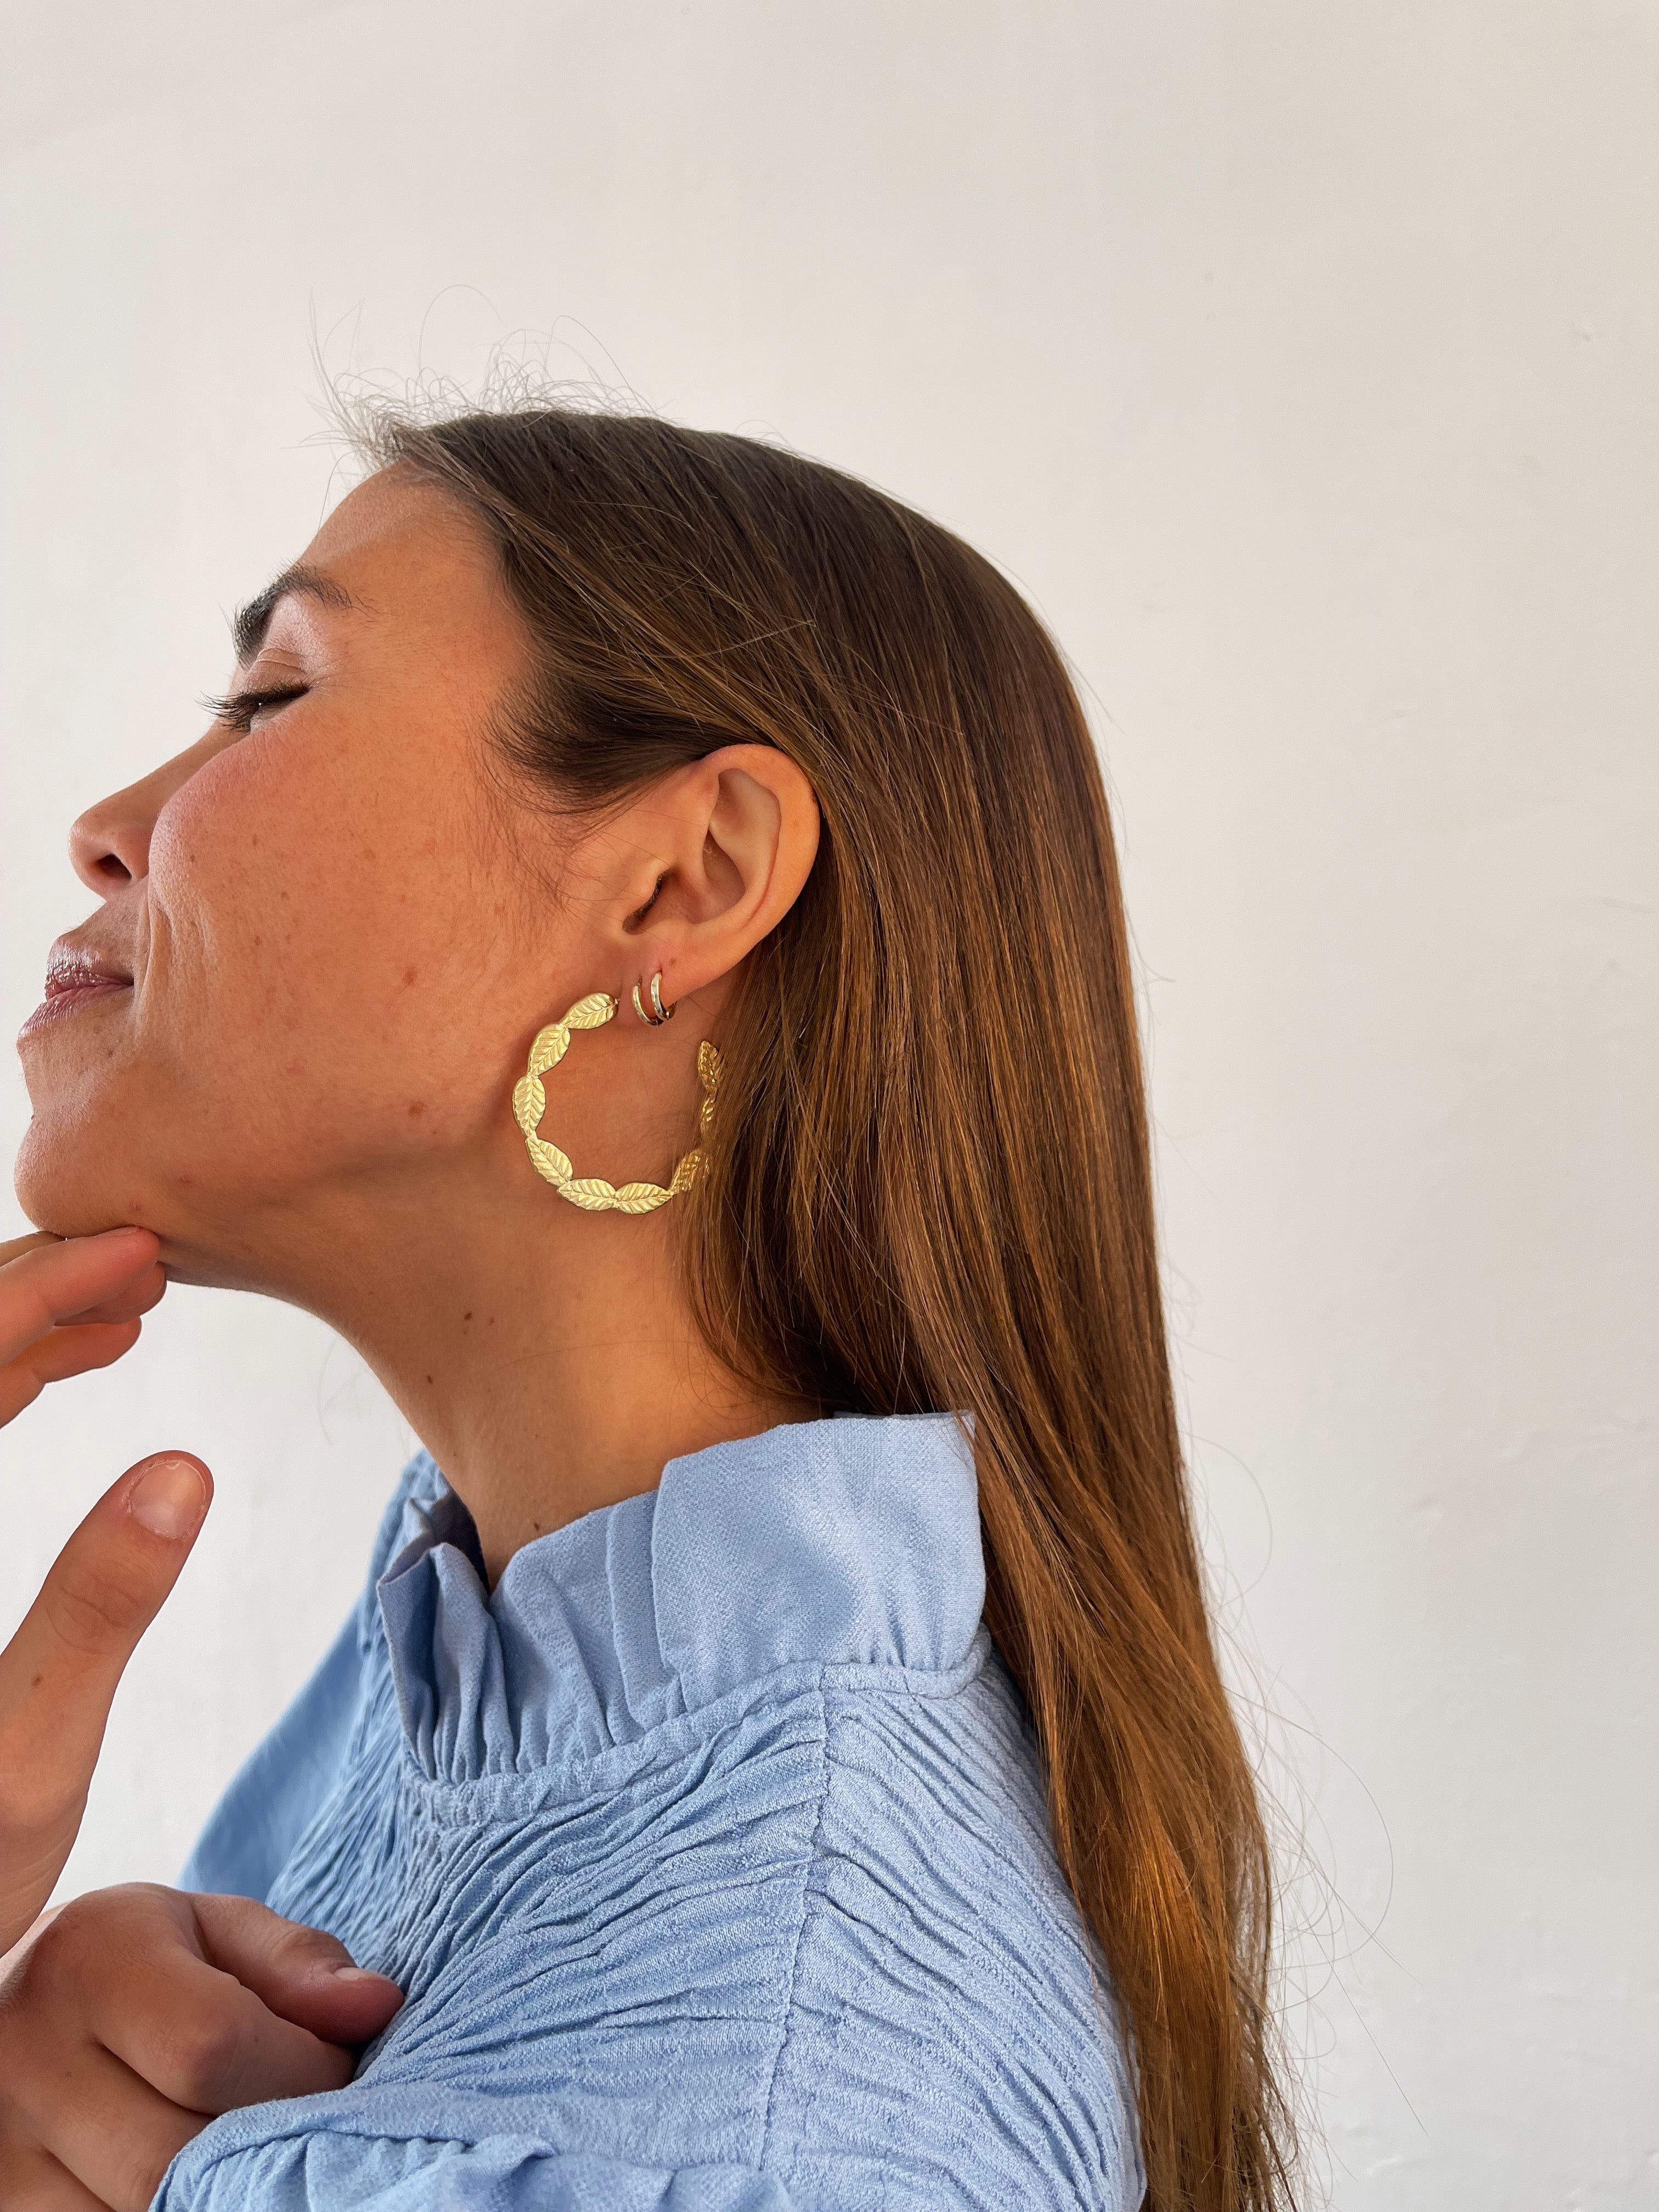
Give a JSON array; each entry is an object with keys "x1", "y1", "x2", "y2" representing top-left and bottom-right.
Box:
[{"x1": 14, "y1": 471, "x2": 584, "y2": 1286}]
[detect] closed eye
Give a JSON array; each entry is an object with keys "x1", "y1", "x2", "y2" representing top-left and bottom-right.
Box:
[{"x1": 203, "y1": 684, "x2": 309, "y2": 736}]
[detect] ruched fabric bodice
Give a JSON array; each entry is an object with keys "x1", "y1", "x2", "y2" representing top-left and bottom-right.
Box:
[{"x1": 163, "y1": 1415, "x2": 1141, "y2": 2211}]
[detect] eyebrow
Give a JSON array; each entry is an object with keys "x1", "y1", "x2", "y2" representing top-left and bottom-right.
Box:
[{"x1": 231, "y1": 564, "x2": 357, "y2": 664}]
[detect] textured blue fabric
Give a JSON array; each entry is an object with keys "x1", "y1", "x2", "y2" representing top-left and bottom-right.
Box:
[{"x1": 165, "y1": 1414, "x2": 1141, "y2": 2211}]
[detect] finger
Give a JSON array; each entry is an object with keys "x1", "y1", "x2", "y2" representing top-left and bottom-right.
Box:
[
  {"x1": 86, "y1": 1914, "x2": 364, "y2": 2114},
  {"x1": 57, "y1": 1269, "x2": 167, "y2": 1328},
  {"x1": 0, "y1": 1231, "x2": 160, "y2": 1369},
  {"x1": 0, "y1": 1322, "x2": 144, "y2": 1427},
  {"x1": 0, "y1": 2147, "x2": 114, "y2": 2212},
  {"x1": 0, "y1": 1456, "x2": 211, "y2": 1951},
  {"x1": 189, "y1": 1893, "x2": 404, "y2": 2045},
  {"x1": 9, "y1": 1886, "x2": 379, "y2": 2136},
  {"x1": 0, "y1": 1230, "x2": 61, "y2": 1266},
  {"x1": 0, "y1": 1900, "x2": 64, "y2": 1983},
  {"x1": 9, "y1": 2035, "x2": 202, "y2": 2212}
]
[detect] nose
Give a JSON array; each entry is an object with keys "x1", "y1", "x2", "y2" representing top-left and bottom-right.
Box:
[{"x1": 69, "y1": 742, "x2": 215, "y2": 895}]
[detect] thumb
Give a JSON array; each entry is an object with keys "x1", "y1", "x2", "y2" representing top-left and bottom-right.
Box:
[
  {"x1": 189, "y1": 1892, "x2": 405, "y2": 2045},
  {"x1": 0, "y1": 1453, "x2": 212, "y2": 1949}
]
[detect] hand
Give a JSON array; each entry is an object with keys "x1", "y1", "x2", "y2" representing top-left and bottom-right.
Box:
[
  {"x1": 0, "y1": 1883, "x2": 405, "y2": 2210},
  {"x1": 0, "y1": 1228, "x2": 166, "y2": 1428},
  {"x1": 0, "y1": 1226, "x2": 210, "y2": 1954}
]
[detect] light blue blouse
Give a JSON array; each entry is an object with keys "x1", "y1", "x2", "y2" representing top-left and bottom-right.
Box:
[{"x1": 164, "y1": 1413, "x2": 1141, "y2": 2210}]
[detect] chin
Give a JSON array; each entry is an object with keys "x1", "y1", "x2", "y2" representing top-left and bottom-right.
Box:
[
  {"x1": 14, "y1": 1103, "x2": 311, "y2": 1301},
  {"x1": 13, "y1": 1107, "x2": 163, "y2": 1241}
]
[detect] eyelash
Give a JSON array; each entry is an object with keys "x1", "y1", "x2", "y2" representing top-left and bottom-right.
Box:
[{"x1": 204, "y1": 684, "x2": 308, "y2": 735}]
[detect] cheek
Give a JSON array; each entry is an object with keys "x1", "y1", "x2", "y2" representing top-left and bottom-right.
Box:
[
  {"x1": 145, "y1": 743, "x2": 534, "y2": 1156},
  {"x1": 147, "y1": 756, "x2": 351, "y2": 1079},
  {"x1": 15, "y1": 720, "x2": 559, "y2": 1239}
]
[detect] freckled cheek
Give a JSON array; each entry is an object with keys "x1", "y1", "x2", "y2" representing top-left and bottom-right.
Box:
[
  {"x1": 145, "y1": 768, "x2": 346, "y2": 1047},
  {"x1": 147, "y1": 747, "x2": 506, "y2": 1124}
]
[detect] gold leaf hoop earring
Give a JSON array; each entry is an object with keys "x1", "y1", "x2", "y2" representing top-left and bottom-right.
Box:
[{"x1": 511, "y1": 991, "x2": 723, "y2": 1214}]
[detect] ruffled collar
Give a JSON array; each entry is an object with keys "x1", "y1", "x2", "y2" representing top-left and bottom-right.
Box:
[{"x1": 377, "y1": 1412, "x2": 984, "y2": 1784}]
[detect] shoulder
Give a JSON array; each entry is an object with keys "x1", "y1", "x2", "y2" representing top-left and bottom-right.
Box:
[{"x1": 754, "y1": 1650, "x2": 1139, "y2": 2207}]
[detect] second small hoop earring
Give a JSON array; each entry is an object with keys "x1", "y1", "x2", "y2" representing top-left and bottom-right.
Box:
[{"x1": 631, "y1": 972, "x2": 674, "y2": 1026}]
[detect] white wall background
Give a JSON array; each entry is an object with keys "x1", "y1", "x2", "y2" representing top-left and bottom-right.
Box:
[{"x1": 2, "y1": 2, "x2": 1654, "y2": 2203}]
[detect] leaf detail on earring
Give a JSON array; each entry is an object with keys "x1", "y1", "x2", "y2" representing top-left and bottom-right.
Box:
[{"x1": 512, "y1": 994, "x2": 723, "y2": 1213}]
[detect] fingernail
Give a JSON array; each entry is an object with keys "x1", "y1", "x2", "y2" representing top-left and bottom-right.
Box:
[
  {"x1": 129, "y1": 1456, "x2": 208, "y2": 1539},
  {"x1": 331, "y1": 1966, "x2": 403, "y2": 1999}
]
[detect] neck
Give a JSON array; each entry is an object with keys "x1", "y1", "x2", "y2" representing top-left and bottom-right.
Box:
[{"x1": 180, "y1": 1160, "x2": 804, "y2": 1587}]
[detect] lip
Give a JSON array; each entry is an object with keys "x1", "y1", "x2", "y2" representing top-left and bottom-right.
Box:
[{"x1": 17, "y1": 946, "x2": 134, "y2": 1045}]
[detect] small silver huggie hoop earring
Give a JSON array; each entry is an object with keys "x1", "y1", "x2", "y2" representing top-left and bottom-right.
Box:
[{"x1": 631, "y1": 972, "x2": 674, "y2": 1027}]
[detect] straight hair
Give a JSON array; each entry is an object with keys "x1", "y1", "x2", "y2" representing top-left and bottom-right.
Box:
[{"x1": 363, "y1": 404, "x2": 1297, "y2": 2211}]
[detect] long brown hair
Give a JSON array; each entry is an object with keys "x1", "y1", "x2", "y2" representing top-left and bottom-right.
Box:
[{"x1": 363, "y1": 403, "x2": 1296, "y2": 2210}]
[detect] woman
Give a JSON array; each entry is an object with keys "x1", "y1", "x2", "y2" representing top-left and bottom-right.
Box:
[{"x1": 0, "y1": 410, "x2": 1294, "y2": 2210}]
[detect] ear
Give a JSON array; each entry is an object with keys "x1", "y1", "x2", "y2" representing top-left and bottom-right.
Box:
[{"x1": 591, "y1": 744, "x2": 820, "y2": 1011}]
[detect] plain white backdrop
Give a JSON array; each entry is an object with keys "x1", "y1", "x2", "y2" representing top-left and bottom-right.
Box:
[{"x1": 2, "y1": 3, "x2": 1655, "y2": 2203}]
